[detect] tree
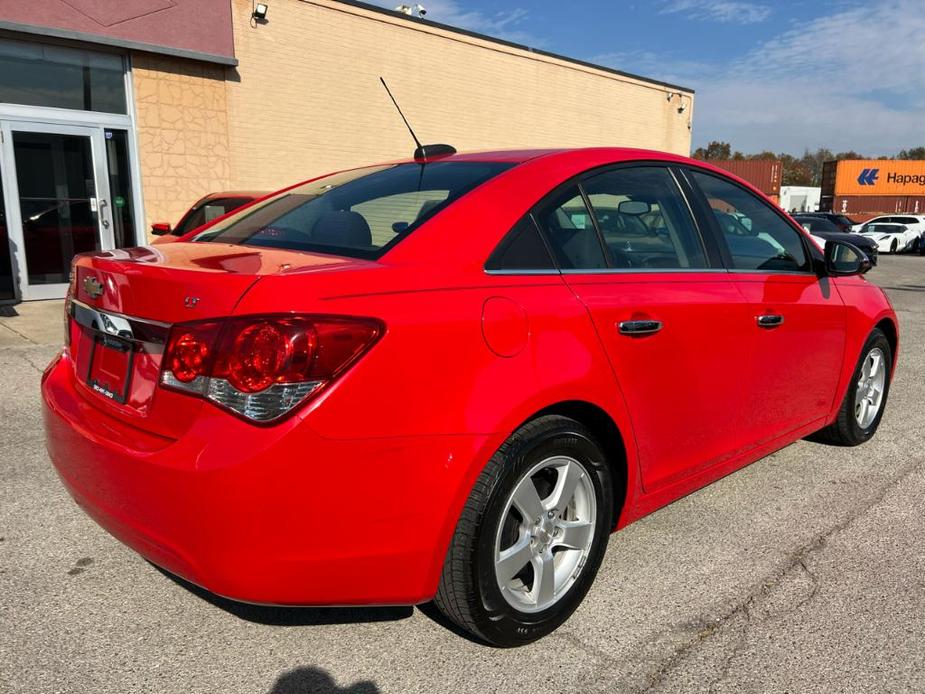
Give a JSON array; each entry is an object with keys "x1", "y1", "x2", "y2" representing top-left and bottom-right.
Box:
[
  {"x1": 692, "y1": 141, "x2": 732, "y2": 160},
  {"x1": 897, "y1": 146, "x2": 925, "y2": 160}
]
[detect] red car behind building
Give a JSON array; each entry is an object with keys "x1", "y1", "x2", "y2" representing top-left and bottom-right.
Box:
[{"x1": 42, "y1": 148, "x2": 897, "y2": 646}]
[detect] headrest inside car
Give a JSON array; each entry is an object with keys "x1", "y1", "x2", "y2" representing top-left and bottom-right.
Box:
[{"x1": 312, "y1": 210, "x2": 372, "y2": 247}]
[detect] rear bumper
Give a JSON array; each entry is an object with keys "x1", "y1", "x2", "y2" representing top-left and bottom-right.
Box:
[{"x1": 42, "y1": 351, "x2": 494, "y2": 605}]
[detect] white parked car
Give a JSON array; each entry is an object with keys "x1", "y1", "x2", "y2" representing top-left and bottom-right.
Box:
[
  {"x1": 852, "y1": 214, "x2": 925, "y2": 234},
  {"x1": 858, "y1": 222, "x2": 921, "y2": 254}
]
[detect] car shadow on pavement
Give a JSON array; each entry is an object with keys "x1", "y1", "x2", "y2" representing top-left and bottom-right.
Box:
[
  {"x1": 153, "y1": 565, "x2": 413, "y2": 626},
  {"x1": 268, "y1": 667, "x2": 379, "y2": 694}
]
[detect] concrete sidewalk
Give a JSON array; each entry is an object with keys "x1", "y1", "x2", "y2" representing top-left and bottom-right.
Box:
[{"x1": 0, "y1": 300, "x2": 65, "y2": 347}]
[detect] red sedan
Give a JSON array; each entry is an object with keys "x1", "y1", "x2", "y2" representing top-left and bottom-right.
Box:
[{"x1": 42, "y1": 148, "x2": 897, "y2": 647}]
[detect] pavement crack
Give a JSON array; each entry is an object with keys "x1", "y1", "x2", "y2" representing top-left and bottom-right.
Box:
[
  {"x1": 707, "y1": 600, "x2": 752, "y2": 694},
  {"x1": 635, "y1": 450, "x2": 924, "y2": 693}
]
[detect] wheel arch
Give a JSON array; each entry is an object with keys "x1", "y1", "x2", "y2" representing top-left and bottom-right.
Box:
[
  {"x1": 875, "y1": 316, "x2": 898, "y2": 367},
  {"x1": 529, "y1": 400, "x2": 630, "y2": 530}
]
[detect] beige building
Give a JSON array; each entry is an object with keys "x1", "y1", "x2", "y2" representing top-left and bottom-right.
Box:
[{"x1": 0, "y1": 0, "x2": 693, "y2": 301}]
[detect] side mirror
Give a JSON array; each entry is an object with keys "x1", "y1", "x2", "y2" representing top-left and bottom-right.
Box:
[
  {"x1": 825, "y1": 239, "x2": 871, "y2": 277},
  {"x1": 151, "y1": 222, "x2": 172, "y2": 236}
]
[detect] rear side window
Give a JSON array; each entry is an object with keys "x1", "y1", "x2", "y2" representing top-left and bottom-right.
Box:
[
  {"x1": 531, "y1": 185, "x2": 608, "y2": 270},
  {"x1": 485, "y1": 216, "x2": 555, "y2": 271},
  {"x1": 582, "y1": 166, "x2": 708, "y2": 269},
  {"x1": 690, "y1": 170, "x2": 810, "y2": 273},
  {"x1": 193, "y1": 162, "x2": 513, "y2": 259}
]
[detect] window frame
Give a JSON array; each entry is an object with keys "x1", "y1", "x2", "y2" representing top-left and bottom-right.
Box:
[
  {"x1": 484, "y1": 161, "x2": 724, "y2": 275},
  {"x1": 678, "y1": 165, "x2": 822, "y2": 276}
]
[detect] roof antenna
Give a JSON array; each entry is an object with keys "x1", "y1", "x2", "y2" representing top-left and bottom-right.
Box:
[{"x1": 379, "y1": 77, "x2": 456, "y2": 163}]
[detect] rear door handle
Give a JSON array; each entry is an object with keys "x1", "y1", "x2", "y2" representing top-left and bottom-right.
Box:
[
  {"x1": 756, "y1": 314, "x2": 784, "y2": 328},
  {"x1": 618, "y1": 319, "x2": 663, "y2": 335}
]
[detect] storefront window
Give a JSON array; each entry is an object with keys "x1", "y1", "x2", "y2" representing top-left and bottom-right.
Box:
[{"x1": 0, "y1": 39, "x2": 126, "y2": 114}]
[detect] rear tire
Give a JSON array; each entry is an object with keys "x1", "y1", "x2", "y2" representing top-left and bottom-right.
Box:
[
  {"x1": 811, "y1": 328, "x2": 892, "y2": 446},
  {"x1": 890, "y1": 239, "x2": 898, "y2": 254},
  {"x1": 433, "y1": 415, "x2": 613, "y2": 647}
]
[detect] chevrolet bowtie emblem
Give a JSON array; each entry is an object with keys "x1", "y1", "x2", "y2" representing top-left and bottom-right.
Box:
[{"x1": 82, "y1": 275, "x2": 104, "y2": 299}]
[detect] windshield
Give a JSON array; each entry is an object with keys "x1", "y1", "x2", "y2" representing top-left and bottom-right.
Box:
[{"x1": 194, "y1": 161, "x2": 514, "y2": 259}]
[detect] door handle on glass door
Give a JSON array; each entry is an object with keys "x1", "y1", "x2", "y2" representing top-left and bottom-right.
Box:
[
  {"x1": 618, "y1": 319, "x2": 663, "y2": 335},
  {"x1": 756, "y1": 314, "x2": 784, "y2": 328},
  {"x1": 99, "y1": 199, "x2": 110, "y2": 229}
]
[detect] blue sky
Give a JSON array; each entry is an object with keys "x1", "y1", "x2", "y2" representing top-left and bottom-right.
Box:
[{"x1": 369, "y1": 1, "x2": 925, "y2": 156}]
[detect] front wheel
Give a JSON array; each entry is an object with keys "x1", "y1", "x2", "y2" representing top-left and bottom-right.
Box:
[
  {"x1": 433, "y1": 415, "x2": 613, "y2": 646},
  {"x1": 890, "y1": 239, "x2": 898, "y2": 253},
  {"x1": 811, "y1": 328, "x2": 892, "y2": 446}
]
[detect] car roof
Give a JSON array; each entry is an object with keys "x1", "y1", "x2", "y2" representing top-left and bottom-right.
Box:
[{"x1": 383, "y1": 147, "x2": 707, "y2": 167}]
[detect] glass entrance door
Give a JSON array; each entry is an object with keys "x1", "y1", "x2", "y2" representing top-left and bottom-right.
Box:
[
  {"x1": 0, "y1": 162, "x2": 14, "y2": 302},
  {"x1": 0, "y1": 122, "x2": 113, "y2": 300}
]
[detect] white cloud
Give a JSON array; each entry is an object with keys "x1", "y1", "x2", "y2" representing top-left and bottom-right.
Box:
[
  {"x1": 366, "y1": 1, "x2": 537, "y2": 44},
  {"x1": 660, "y1": 0, "x2": 771, "y2": 24},
  {"x1": 604, "y1": 0, "x2": 925, "y2": 155}
]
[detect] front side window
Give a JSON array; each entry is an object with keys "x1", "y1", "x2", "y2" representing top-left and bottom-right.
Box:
[
  {"x1": 195, "y1": 161, "x2": 513, "y2": 259},
  {"x1": 582, "y1": 167, "x2": 708, "y2": 270},
  {"x1": 690, "y1": 170, "x2": 810, "y2": 272}
]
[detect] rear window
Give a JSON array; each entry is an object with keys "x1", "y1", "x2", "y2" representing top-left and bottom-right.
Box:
[{"x1": 193, "y1": 161, "x2": 514, "y2": 258}]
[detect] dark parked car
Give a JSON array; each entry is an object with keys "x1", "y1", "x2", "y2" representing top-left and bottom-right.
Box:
[
  {"x1": 795, "y1": 212, "x2": 858, "y2": 233},
  {"x1": 150, "y1": 191, "x2": 266, "y2": 243},
  {"x1": 792, "y1": 214, "x2": 878, "y2": 265}
]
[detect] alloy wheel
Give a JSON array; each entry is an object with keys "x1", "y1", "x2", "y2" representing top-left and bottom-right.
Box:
[
  {"x1": 494, "y1": 456, "x2": 597, "y2": 613},
  {"x1": 855, "y1": 347, "x2": 886, "y2": 428}
]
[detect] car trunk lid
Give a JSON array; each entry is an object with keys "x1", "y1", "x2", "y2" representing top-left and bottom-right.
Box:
[{"x1": 67, "y1": 243, "x2": 370, "y2": 439}]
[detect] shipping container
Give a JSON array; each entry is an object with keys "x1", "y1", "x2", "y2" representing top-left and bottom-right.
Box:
[
  {"x1": 829, "y1": 195, "x2": 925, "y2": 218},
  {"x1": 706, "y1": 160, "x2": 782, "y2": 196},
  {"x1": 822, "y1": 159, "x2": 925, "y2": 197}
]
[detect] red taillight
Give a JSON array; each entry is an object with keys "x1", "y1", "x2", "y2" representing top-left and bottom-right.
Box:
[
  {"x1": 161, "y1": 315, "x2": 382, "y2": 422},
  {"x1": 168, "y1": 332, "x2": 213, "y2": 383},
  {"x1": 224, "y1": 321, "x2": 311, "y2": 393}
]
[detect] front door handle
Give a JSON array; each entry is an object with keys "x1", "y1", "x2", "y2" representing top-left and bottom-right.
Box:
[
  {"x1": 756, "y1": 313, "x2": 784, "y2": 328},
  {"x1": 618, "y1": 319, "x2": 663, "y2": 336}
]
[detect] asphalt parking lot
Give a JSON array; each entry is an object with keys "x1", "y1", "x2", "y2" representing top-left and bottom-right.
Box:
[{"x1": 2, "y1": 256, "x2": 924, "y2": 694}]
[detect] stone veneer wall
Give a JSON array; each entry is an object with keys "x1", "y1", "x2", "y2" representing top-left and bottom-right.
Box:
[{"x1": 131, "y1": 53, "x2": 232, "y2": 238}]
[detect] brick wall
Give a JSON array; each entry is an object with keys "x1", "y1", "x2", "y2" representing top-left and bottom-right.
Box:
[
  {"x1": 132, "y1": 53, "x2": 232, "y2": 234},
  {"x1": 225, "y1": 0, "x2": 693, "y2": 191}
]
